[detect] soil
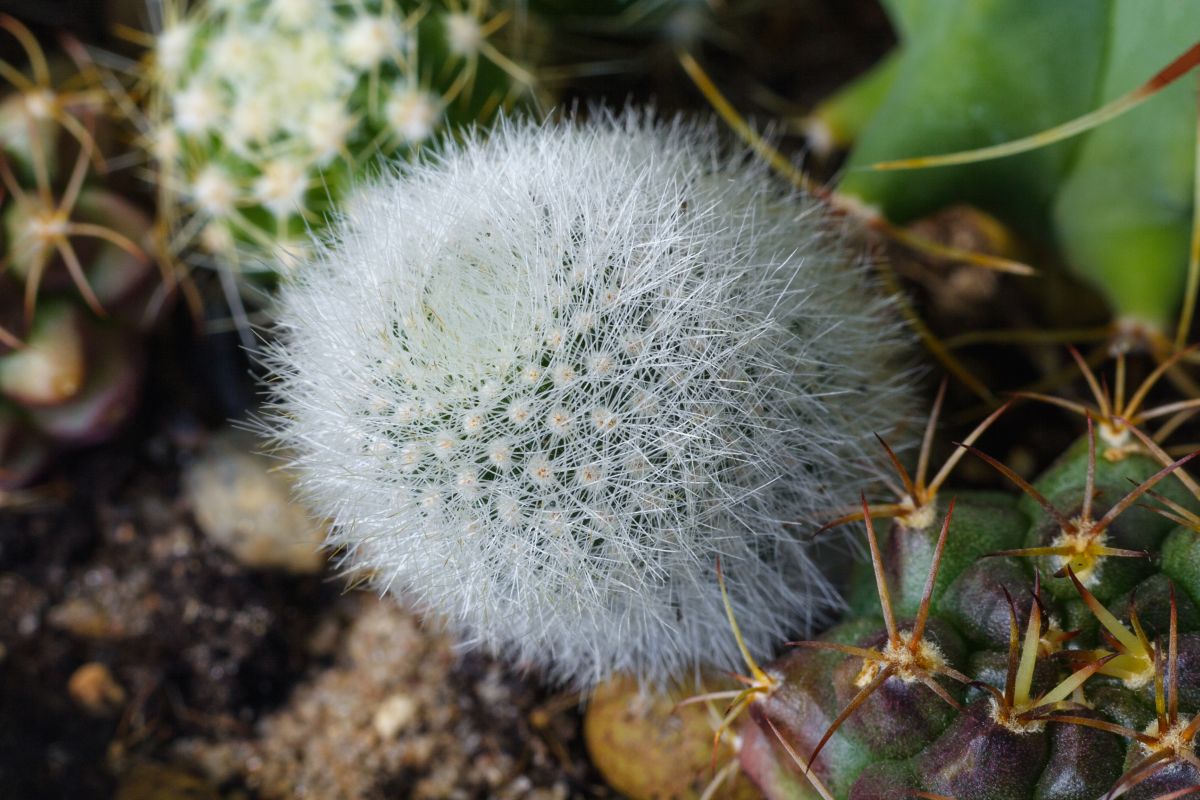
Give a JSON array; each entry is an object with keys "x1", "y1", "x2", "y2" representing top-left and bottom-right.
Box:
[{"x1": 0, "y1": 410, "x2": 611, "y2": 799}]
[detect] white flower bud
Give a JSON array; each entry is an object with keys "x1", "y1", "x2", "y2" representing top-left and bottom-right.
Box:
[{"x1": 190, "y1": 166, "x2": 238, "y2": 217}]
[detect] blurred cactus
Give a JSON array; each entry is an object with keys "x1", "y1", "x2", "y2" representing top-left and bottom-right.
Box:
[
  {"x1": 833, "y1": 0, "x2": 1108, "y2": 232},
  {"x1": 0, "y1": 15, "x2": 159, "y2": 490},
  {"x1": 1050, "y1": 0, "x2": 1200, "y2": 333},
  {"x1": 141, "y1": 0, "x2": 536, "y2": 278},
  {"x1": 822, "y1": 0, "x2": 1199, "y2": 334}
]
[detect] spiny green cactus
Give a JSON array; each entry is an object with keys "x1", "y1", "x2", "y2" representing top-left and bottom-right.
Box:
[
  {"x1": 0, "y1": 15, "x2": 158, "y2": 490},
  {"x1": 143, "y1": 0, "x2": 535, "y2": 278},
  {"x1": 579, "y1": 363, "x2": 1200, "y2": 799},
  {"x1": 723, "y1": 368, "x2": 1200, "y2": 799}
]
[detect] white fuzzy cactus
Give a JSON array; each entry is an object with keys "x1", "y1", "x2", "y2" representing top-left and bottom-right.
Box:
[{"x1": 262, "y1": 111, "x2": 916, "y2": 686}]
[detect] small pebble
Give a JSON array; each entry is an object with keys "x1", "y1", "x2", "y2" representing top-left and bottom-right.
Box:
[
  {"x1": 183, "y1": 430, "x2": 325, "y2": 574},
  {"x1": 373, "y1": 693, "x2": 418, "y2": 740},
  {"x1": 114, "y1": 522, "x2": 137, "y2": 544},
  {"x1": 48, "y1": 598, "x2": 119, "y2": 639},
  {"x1": 68, "y1": 662, "x2": 126, "y2": 716}
]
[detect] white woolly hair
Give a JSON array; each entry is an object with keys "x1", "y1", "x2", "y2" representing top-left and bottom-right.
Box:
[{"x1": 261, "y1": 110, "x2": 916, "y2": 687}]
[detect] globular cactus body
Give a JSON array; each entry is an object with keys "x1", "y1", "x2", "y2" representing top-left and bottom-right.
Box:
[
  {"x1": 875, "y1": 489, "x2": 1027, "y2": 619},
  {"x1": 262, "y1": 112, "x2": 917, "y2": 686},
  {"x1": 736, "y1": 419, "x2": 1200, "y2": 800}
]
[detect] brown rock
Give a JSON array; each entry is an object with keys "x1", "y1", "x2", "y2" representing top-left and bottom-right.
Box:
[
  {"x1": 584, "y1": 674, "x2": 761, "y2": 800},
  {"x1": 183, "y1": 430, "x2": 325, "y2": 574},
  {"x1": 68, "y1": 661, "x2": 127, "y2": 715}
]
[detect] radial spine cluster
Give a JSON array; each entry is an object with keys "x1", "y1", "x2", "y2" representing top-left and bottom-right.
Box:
[{"x1": 263, "y1": 112, "x2": 915, "y2": 685}]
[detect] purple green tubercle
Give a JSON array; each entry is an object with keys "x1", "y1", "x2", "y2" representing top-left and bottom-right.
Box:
[{"x1": 737, "y1": 430, "x2": 1200, "y2": 800}]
